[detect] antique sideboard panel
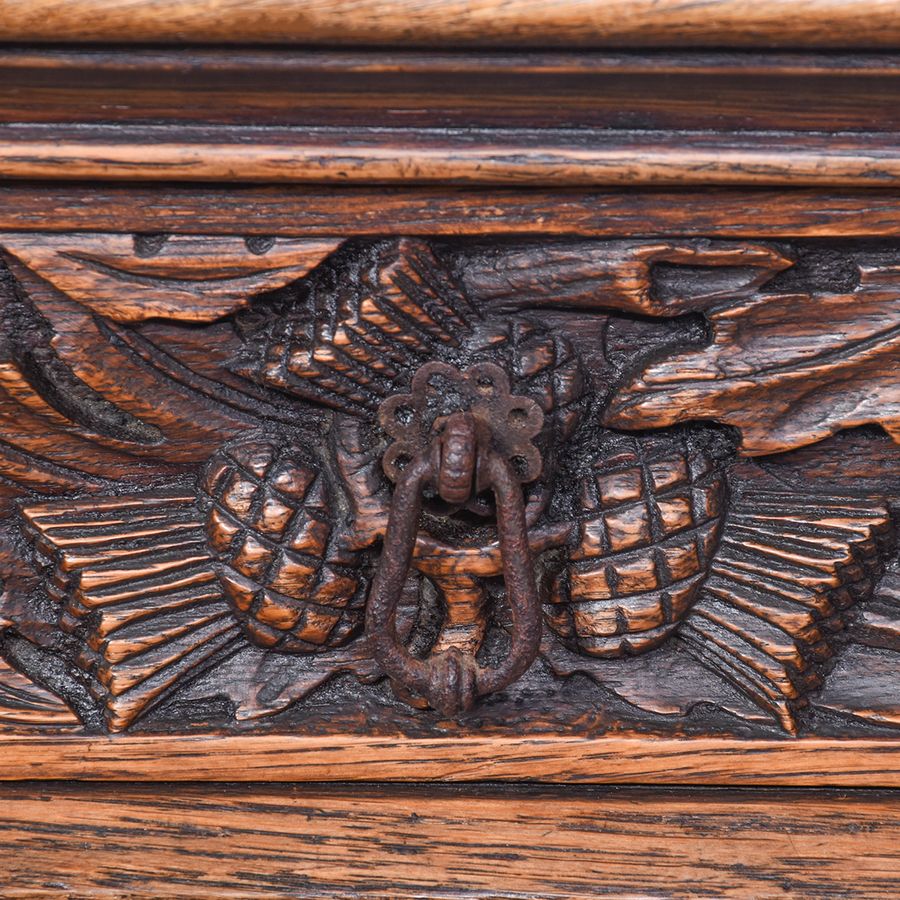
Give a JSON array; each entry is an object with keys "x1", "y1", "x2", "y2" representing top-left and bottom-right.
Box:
[
  {"x1": 0, "y1": 32, "x2": 895, "y2": 789},
  {"x1": 0, "y1": 224, "x2": 896, "y2": 763},
  {"x1": 1, "y1": 5, "x2": 900, "y2": 894}
]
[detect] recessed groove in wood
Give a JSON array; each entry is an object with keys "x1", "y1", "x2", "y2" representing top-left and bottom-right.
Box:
[
  {"x1": 1, "y1": 0, "x2": 900, "y2": 48},
  {"x1": 3, "y1": 49, "x2": 900, "y2": 133},
  {"x1": 4, "y1": 126, "x2": 900, "y2": 186},
  {"x1": 7, "y1": 48, "x2": 900, "y2": 76}
]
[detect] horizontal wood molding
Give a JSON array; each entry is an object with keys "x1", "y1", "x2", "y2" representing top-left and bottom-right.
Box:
[
  {"x1": 1, "y1": 734, "x2": 899, "y2": 784},
  {"x1": 4, "y1": 48, "x2": 900, "y2": 188},
  {"x1": 8, "y1": 47, "x2": 900, "y2": 76},
  {"x1": 3, "y1": 126, "x2": 900, "y2": 186},
  {"x1": 4, "y1": 49, "x2": 900, "y2": 133},
  {"x1": 4, "y1": 783, "x2": 900, "y2": 897},
  {"x1": 4, "y1": 185, "x2": 900, "y2": 237},
  {"x1": 1, "y1": 0, "x2": 899, "y2": 48}
]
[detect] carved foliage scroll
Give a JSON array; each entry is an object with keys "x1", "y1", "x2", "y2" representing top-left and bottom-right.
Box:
[
  {"x1": 0, "y1": 233, "x2": 896, "y2": 738},
  {"x1": 604, "y1": 263, "x2": 900, "y2": 452}
]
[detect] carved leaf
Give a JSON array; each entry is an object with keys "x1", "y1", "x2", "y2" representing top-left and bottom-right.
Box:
[
  {"x1": 20, "y1": 490, "x2": 244, "y2": 732},
  {"x1": 0, "y1": 233, "x2": 341, "y2": 322},
  {"x1": 0, "y1": 235, "x2": 333, "y2": 493},
  {"x1": 236, "y1": 238, "x2": 479, "y2": 415},
  {"x1": 0, "y1": 657, "x2": 79, "y2": 727},
  {"x1": 679, "y1": 491, "x2": 894, "y2": 732},
  {"x1": 605, "y1": 263, "x2": 900, "y2": 454}
]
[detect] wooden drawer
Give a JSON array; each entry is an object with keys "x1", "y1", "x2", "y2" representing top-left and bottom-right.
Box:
[{"x1": 0, "y1": 1, "x2": 898, "y2": 896}]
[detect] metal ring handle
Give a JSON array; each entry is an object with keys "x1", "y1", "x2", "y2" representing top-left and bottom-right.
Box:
[{"x1": 365, "y1": 450, "x2": 542, "y2": 716}]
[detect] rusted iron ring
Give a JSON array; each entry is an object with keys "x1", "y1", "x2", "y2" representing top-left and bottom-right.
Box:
[{"x1": 365, "y1": 447, "x2": 542, "y2": 716}]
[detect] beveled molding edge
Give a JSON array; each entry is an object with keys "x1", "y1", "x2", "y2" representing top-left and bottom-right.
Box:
[
  {"x1": 4, "y1": 41, "x2": 900, "y2": 187},
  {"x1": 1, "y1": 734, "x2": 899, "y2": 784},
  {"x1": 1, "y1": 0, "x2": 899, "y2": 48},
  {"x1": 3, "y1": 126, "x2": 900, "y2": 187}
]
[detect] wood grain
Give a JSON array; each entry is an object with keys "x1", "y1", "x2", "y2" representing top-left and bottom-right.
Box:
[
  {"x1": 1, "y1": 0, "x2": 900, "y2": 48},
  {"x1": 0, "y1": 234, "x2": 896, "y2": 739},
  {"x1": 4, "y1": 49, "x2": 900, "y2": 133},
  {"x1": 1, "y1": 234, "x2": 895, "y2": 737},
  {"x1": 4, "y1": 126, "x2": 900, "y2": 185},
  {"x1": 2, "y1": 783, "x2": 899, "y2": 898},
  {"x1": 605, "y1": 261, "x2": 900, "y2": 451},
  {"x1": 0, "y1": 232, "x2": 341, "y2": 322},
  {"x1": 5, "y1": 186, "x2": 900, "y2": 237},
  {"x1": 1, "y1": 734, "x2": 899, "y2": 784},
  {"x1": 0, "y1": 18, "x2": 897, "y2": 891}
]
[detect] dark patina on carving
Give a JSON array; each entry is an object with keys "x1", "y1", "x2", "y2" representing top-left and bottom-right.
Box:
[
  {"x1": 224, "y1": 240, "x2": 591, "y2": 715},
  {"x1": 0, "y1": 234, "x2": 896, "y2": 737}
]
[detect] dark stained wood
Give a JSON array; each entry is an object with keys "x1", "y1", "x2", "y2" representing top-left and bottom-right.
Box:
[
  {"x1": 0, "y1": 232, "x2": 341, "y2": 322},
  {"x1": 0, "y1": 233, "x2": 896, "y2": 750},
  {"x1": 1, "y1": 0, "x2": 900, "y2": 48},
  {"x1": 604, "y1": 257, "x2": 900, "y2": 451},
  {"x1": 0, "y1": 29, "x2": 898, "y2": 849},
  {"x1": 3, "y1": 47, "x2": 900, "y2": 196},
  {"x1": 0, "y1": 234, "x2": 896, "y2": 742},
  {"x1": 5, "y1": 49, "x2": 900, "y2": 133},
  {"x1": 1, "y1": 15, "x2": 899, "y2": 899},
  {"x1": 6, "y1": 185, "x2": 900, "y2": 238},
  {"x1": 4, "y1": 125, "x2": 900, "y2": 185},
  {"x1": 0, "y1": 659, "x2": 79, "y2": 727},
  {"x1": 2, "y1": 783, "x2": 899, "y2": 897}
]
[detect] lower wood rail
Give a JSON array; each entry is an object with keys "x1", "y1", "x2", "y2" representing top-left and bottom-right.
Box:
[
  {"x1": 1, "y1": 783, "x2": 897, "y2": 898},
  {"x1": 1, "y1": 734, "x2": 899, "y2": 785}
]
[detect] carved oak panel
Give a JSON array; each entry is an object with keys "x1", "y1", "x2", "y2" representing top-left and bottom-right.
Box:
[{"x1": 0, "y1": 232, "x2": 896, "y2": 741}]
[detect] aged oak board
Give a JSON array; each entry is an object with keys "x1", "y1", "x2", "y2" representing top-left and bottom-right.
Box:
[{"x1": 2, "y1": 784, "x2": 899, "y2": 898}]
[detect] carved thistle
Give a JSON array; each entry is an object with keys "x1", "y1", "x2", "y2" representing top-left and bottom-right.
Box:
[{"x1": 0, "y1": 234, "x2": 896, "y2": 737}]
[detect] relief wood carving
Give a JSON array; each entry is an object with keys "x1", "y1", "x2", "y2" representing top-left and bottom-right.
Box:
[{"x1": 0, "y1": 233, "x2": 896, "y2": 739}]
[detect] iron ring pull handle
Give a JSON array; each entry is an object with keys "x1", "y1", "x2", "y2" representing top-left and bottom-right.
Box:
[{"x1": 365, "y1": 448, "x2": 543, "y2": 717}]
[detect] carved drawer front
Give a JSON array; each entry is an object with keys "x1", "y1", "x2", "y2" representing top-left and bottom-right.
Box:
[
  {"x1": 0, "y1": 21, "x2": 898, "y2": 792},
  {"x1": 2, "y1": 6, "x2": 900, "y2": 894},
  {"x1": 0, "y1": 220, "x2": 896, "y2": 777}
]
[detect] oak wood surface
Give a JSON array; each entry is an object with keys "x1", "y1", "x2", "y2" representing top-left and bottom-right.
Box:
[
  {"x1": 0, "y1": 42, "x2": 896, "y2": 889},
  {"x1": 1, "y1": 0, "x2": 899, "y2": 48},
  {"x1": 4, "y1": 185, "x2": 900, "y2": 238},
  {"x1": 0, "y1": 231, "x2": 895, "y2": 742},
  {"x1": 0, "y1": 21, "x2": 896, "y2": 900},
  {"x1": 4, "y1": 48, "x2": 900, "y2": 186},
  {"x1": 2, "y1": 783, "x2": 899, "y2": 898},
  {"x1": 4, "y1": 49, "x2": 900, "y2": 133},
  {"x1": 1, "y1": 734, "x2": 899, "y2": 784},
  {"x1": 4, "y1": 125, "x2": 900, "y2": 186}
]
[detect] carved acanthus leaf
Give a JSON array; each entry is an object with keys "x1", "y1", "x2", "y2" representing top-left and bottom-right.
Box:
[{"x1": 604, "y1": 263, "x2": 900, "y2": 454}]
